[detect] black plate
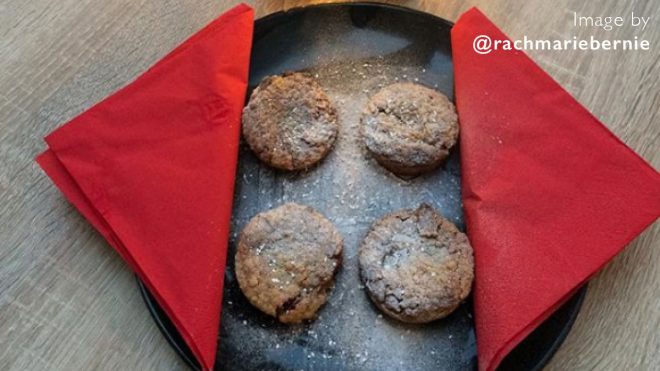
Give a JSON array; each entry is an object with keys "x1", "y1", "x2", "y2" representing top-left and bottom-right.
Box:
[{"x1": 138, "y1": 3, "x2": 587, "y2": 370}]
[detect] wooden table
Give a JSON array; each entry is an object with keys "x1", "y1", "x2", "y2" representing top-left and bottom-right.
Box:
[{"x1": 1, "y1": 0, "x2": 658, "y2": 369}]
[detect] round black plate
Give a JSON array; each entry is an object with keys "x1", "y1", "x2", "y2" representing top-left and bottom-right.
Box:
[{"x1": 138, "y1": 3, "x2": 586, "y2": 371}]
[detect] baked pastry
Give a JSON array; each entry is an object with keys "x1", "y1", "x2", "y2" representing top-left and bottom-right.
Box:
[
  {"x1": 359, "y1": 204, "x2": 473, "y2": 323},
  {"x1": 361, "y1": 82, "x2": 458, "y2": 176},
  {"x1": 235, "y1": 203, "x2": 343, "y2": 323},
  {"x1": 242, "y1": 72, "x2": 339, "y2": 171}
]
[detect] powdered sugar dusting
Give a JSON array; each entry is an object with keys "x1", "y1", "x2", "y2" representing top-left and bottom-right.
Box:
[{"x1": 216, "y1": 6, "x2": 474, "y2": 371}]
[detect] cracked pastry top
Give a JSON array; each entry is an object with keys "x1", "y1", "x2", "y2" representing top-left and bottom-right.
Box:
[
  {"x1": 235, "y1": 203, "x2": 343, "y2": 323},
  {"x1": 359, "y1": 204, "x2": 473, "y2": 323},
  {"x1": 361, "y1": 82, "x2": 458, "y2": 176},
  {"x1": 242, "y1": 72, "x2": 339, "y2": 171}
]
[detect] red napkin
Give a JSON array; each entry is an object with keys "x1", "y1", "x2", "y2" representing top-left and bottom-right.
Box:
[
  {"x1": 452, "y1": 8, "x2": 660, "y2": 371},
  {"x1": 36, "y1": 4, "x2": 253, "y2": 370}
]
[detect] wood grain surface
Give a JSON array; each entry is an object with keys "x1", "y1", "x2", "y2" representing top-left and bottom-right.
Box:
[{"x1": 0, "y1": 0, "x2": 658, "y2": 370}]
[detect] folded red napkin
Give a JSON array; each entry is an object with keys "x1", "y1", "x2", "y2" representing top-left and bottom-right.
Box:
[
  {"x1": 452, "y1": 8, "x2": 660, "y2": 371},
  {"x1": 36, "y1": 4, "x2": 253, "y2": 370}
]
